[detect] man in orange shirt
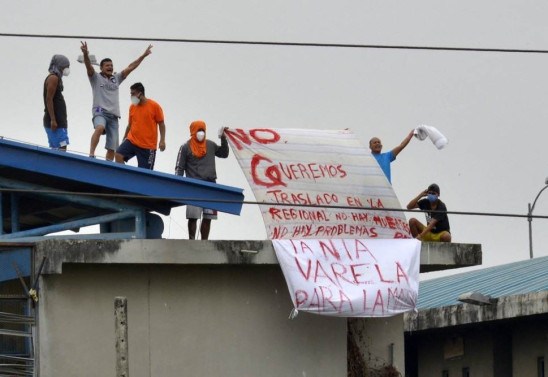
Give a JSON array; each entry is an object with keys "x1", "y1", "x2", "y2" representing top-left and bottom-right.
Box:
[{"x1": 115, "y1": 82, "x2": 166, "y2": 169}]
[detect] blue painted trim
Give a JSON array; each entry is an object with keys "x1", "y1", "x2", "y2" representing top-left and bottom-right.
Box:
[
  {"x1": 0, "y1": 178, "x2": 146, "y2": 212},
  {"x1": 0, "y1": 247, "x2": 31, "y2": 282},
  {"x1": 10, "y1": 194, "x2": 18, "y2": 233},
  {"x1": 0, "y1": 139, "x2": 244, "y2": 215},
  {"x1": 135, "y1": 210, "x2": 146, "y2": 239},
  {"x1": 0, "y1": 192, "x2": 3, "y2": 235},
  {"x1": 0, "y1": 232, "x2": 138, "y2": 242},
  {"x1": 0, "y1": 211, "x2": 141, "y2": 239}
]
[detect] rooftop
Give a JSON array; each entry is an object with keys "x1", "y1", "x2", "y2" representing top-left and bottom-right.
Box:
[
  {"x1": 0, "y1": 138, "x2": 244, "y2": 240},
  {"x1": 405, "y1": 256, "x2": 548, "y2": 331},
  {"x1": 417, "y1": 255, "x2": 548, "y2": 310}
]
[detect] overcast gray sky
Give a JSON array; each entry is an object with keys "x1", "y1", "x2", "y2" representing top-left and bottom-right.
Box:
[{"x1": 2, "y1": 0, "x2": 548, "y2": 278}]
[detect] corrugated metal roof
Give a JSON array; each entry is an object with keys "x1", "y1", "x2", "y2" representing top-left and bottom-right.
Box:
[
  {"x1": 417, "y1": 256, "x2": 548, "y2": 309},
  {"x1": 0, "y1": 138, "x2": 244, "y2": 216}
]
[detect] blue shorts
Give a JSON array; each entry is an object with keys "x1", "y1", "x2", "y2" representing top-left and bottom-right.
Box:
[
  {"x1": 44, "y1": 124, "x2": 69, "y2": 149},
  {"x1": 92, "y1": 108, "x2": 119, "y2": 151},
  {"x1": 116, "y1": 139, "x2": 156, "y2": 170}
]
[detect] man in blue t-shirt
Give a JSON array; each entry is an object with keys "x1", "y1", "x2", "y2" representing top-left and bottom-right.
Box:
[{"x1": 369, "y1": 130, "x2": 414, "y2": 183}]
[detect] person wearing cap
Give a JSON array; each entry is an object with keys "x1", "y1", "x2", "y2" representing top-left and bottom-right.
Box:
[
  {"x1": 43, "y1": 54, "x2": 71, "y2": 150},
  {"x1": 80, "y1": 41, "x2": 153, "y2": 160},
  {"x1": 115, "y1": 82, "x2": 166, "y2": 169},
  {"x1": 175, "y1": 121, "x2": 229, "y2": 240},
  {"x1": 406, "y1": 183, "x2": 451, "y2": 242},
  {"x1": 369, "y1": 130, "x2": 414, "y2": 183}
]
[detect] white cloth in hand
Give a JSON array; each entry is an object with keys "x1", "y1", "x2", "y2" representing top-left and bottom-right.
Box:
[
  {"x1": 414, "y1": 125, "x2": 448, "y2": 150},
  {"x1": 218, "y1": 126, "x2": 228, "y2": 138}
]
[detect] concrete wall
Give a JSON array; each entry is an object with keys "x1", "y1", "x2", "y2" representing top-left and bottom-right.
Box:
[
  {"x1": 31, "y1": 239, "x2": 482, "y2": 377},
  {"x1": 37, "y1": 264, "x2": 346, "y2": 377},
  {"x1": 349, "y1": 315, "x2": 405, "y2": 375},
  {"x1": 512, "y1": 318, "x2": 548, "y2": 377},
  {"x1": 415, "y1": 328, "x2": 495, "y2": 377},
  {"x1": 407, "y1": 315, "x2": 548, "y2": 377}
]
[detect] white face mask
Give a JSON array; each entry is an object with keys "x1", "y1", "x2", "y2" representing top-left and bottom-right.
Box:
[
  {"x1": 196, "y1": 131, "x2": 206, "y2": 142},
  {"x1": 62, "y1": 67, "x2": 70, "y2": 77},
  {"x1": 130, "y1": 95, "x2": 140, "y2": 105}
]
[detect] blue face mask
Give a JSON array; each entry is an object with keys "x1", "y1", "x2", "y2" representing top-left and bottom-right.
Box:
[{"x1": 427, "y1": 193, "x2": 438, "y2": 202}]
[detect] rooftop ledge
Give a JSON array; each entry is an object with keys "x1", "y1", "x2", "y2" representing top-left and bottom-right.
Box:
[
  {"x1": 28, "y1": 239, "x2": 482, "y2": 275},
  {"x1": 404, "y1": 291, "x2": 548, "y2": 331}
]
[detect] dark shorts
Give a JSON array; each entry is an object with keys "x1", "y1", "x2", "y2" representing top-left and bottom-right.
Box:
[{"x1": 116, "y1": 139, "x2": 156, "y2": 170}]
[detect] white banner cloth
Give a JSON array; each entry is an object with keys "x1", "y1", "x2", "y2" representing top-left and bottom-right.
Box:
[
  {"x1": 225, "y1": 128, "x2": 411, "y2": 239},
  {"x1": 273, "y1": 239, "x2": 421, "y2": 317}
]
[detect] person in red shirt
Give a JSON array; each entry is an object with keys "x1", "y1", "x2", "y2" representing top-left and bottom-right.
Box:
[{"x1": 115, "y1": 82, "x2": 166, "y2": 169}]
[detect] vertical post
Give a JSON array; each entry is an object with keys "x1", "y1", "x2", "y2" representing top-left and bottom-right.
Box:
[
  {"x1": 0, "y1": 191, "x2": 3, "y2": 235},
  {"x1": 11, "y1": 193, "x2": 19, "y2": 233},
  {"x1": 134, "y1": 210, "x2": 146, "y2": 239},
  {"x1": 114, "y1": 297, "x2": 129, "y2": 377},
  {"x1": 528, "y1": 203, "x2": 533, "y2": 259}
]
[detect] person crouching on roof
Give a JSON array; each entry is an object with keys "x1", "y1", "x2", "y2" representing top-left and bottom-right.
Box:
[{"x1": 175, "y1": 120, "x2": 229, "y2": 240}]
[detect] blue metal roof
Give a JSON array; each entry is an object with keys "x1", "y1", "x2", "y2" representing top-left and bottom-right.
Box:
[
  {"x1": 0, "y1": 138, "x2": 244, "y2": 216},
  {"x1": 417, "y1": 256, "x2": 548, "y2": 309}
]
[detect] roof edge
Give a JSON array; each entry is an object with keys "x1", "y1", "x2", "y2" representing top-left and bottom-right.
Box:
[{"x1": 404, "y1": 291, "x2": 548, "y2": 331}]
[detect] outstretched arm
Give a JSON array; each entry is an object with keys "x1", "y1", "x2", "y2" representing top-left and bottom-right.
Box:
[
  {"x1": 80, "y1": 41, "x2": 95, "y2": 77},
  {"x1": 121, "y1": 44, "x2": 153, "y2": 79},
  {"x1": 391, "y1": 130, "x2": 414, "y2": 157}
]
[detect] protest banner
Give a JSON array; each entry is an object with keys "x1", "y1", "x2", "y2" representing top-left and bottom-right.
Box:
[
  {"x1": 272, "y1": 238, "x2": 420, "y2": 317},
  {"x1": 225, "y1": 128, "x2": 411, "y2": 240}
]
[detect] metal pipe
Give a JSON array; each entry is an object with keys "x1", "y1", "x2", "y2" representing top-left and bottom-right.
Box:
[
  {"x1": 0, "y1": 192, "x2": 3, "y2": 235},
  {"x1": 0, "y1": 210, "x2": 141, "y2": 239},
  {"x1": 528, "y1": 182, "x2": 548, "y2": 259},
  {"x1": 10, "y1": 193, "x2": 19, "y2": 233},
  {"x1": 528, "y1": 203, "x2": 533, "y2": 259}
]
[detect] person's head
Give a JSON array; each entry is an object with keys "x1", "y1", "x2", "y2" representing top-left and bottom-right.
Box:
[
  {"x1": 369, "y1": 137, "x2": 382, "y2": 154},
  {"x1": 190, "y1": 120, "x2": 207, "y2": 142},
  {"x1": 100, "y1": 58, "x2": 114, "y2": 76},
  {"x1": 48, "y1": 55, "x2": 70, "y2": 78},
  {"x1": 130, "y1": 82, "x2": 145, "y2": 105},
  {"x1": 426, "y1": 183, "x2": 440, "y2": 203}
]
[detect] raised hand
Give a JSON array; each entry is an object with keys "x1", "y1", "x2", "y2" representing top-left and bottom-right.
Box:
[{"x1": 80, "y1": 41, "x2": 89, "y2": 55}]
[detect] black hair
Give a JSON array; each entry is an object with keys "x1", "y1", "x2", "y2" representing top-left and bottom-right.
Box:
[
  {"x1": 427, "y1": 183, "x2": 440, "y2": 195},
  {"x1": 130, "y1": 82, "x2": 145, "y2": 96},
  {"x1": 100, "y1": 58, "x2": 112, "y2": 68}
]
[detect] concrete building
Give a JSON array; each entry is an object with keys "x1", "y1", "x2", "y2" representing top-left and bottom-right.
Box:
[
  {"x1": 404, "y1": 256, "x2": 548, "y2": 377},
  {"x1": 0, "y1": 139, "x2": 483, "y2": 376},
  {"x1": 0, "y1": 239, "x2": 480, "y2": 376}
]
